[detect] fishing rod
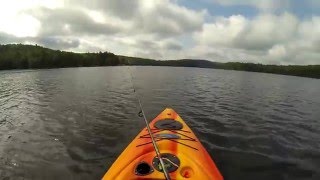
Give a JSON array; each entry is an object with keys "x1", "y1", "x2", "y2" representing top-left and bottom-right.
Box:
[{"x1": 127, "y1": 66, "x2": 171, "y2": 180}]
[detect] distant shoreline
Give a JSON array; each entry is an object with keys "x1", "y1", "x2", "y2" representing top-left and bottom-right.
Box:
[{"x1": 1, "y1": 44, "x2": 319, "y2": 79}]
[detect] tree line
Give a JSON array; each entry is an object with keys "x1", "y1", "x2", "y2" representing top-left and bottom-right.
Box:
[
  {"x1": 119, "y1": 57, "x2": 320, "y2": 79},
  {"x1": 0, "y1": 44, "x2": 122, "y2": 70},
  {"x1": 0, "y1": 44, "x2": 319, "y2": 79}
]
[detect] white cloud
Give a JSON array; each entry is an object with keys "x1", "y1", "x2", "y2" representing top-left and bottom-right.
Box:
[
  {"x1": 195, "y1": 15, "x2": 248, "y2": 47},
  {"x1": 64, "y1": 0, "x2": 206, "y2": 37},
  {"x1": 133, "y1": 0, "x2": 206, "y2": 37},
  {"x1": 0, "y1": 1, "x2": 42, "y2": 37},
  {"x1": 194, "y1": 12, "x2": 320, "y2": 64},
  {"x1": 0, "y1": 13, "x2": 41, "y2": 37},
  {"x1": 238, "y1": 13, "x2": 298, "y2": 50},
  {"x1": 268, "y1": 44, "x2": 287, "y2": 58},
  {"x1": 195, "y1": 13, "x2": 299, "y2": 50},
  {"x1": 211, "y1": 0, "x2": 290, "y2": 12},
  {"x1": 0, "y1": 0, "x2": 319, "y2": 65}
]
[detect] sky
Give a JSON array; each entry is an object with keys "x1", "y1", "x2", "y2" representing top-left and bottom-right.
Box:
[{"x1": 0, "y1": 0, "x2": 319, "y2": 65}]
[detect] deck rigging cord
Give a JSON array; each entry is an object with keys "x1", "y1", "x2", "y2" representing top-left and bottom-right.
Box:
[{"x1": 127, "y1": 66, "x2": 171, "y2": 180}]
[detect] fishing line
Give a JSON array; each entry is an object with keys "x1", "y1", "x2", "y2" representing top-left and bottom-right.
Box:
[{"x1": 127, "y1": 66, "x2": 171, "y2": 180}]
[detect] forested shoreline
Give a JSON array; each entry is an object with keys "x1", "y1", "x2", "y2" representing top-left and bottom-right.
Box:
[
  {"x1": 1, "y1": 44, "x2": 319, "y2": 79},
  {"x1": 0, "y1": 44, "x2": 121, "y2": 69}
]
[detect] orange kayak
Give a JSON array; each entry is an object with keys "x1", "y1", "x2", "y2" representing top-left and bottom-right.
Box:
[{"x1": 102, "y1": 108, "x2": 223, "y2": 180}]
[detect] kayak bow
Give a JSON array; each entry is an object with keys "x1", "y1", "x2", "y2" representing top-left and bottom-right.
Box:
[{"x1": 102, "y1": 108, "x2": 223, "y2": 180}]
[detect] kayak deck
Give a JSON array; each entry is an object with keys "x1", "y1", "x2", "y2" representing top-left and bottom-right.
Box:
[{"x1": 102, "y1": 108, "x2": 223, "y2": 180}]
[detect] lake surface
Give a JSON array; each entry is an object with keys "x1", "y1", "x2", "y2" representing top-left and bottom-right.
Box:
[{"x1": 0, "y1": 66, "x2": 319, "y2": 180}]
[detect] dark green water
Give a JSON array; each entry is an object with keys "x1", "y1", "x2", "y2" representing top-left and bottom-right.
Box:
[{"x1": 0, "y1": 66, "x2": 319, "y2": 180}]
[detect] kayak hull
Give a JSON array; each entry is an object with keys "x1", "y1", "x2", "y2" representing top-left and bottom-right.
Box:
[{"x1": 102, "y1": 108, "x2": 223, "y2": 180}]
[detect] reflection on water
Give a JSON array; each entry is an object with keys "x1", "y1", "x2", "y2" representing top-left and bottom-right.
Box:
[{"x1": 0, "y1": 66, "x2": 319, "y2": 180}]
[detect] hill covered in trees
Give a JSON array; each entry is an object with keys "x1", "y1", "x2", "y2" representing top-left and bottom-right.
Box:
[
  {"x1": 1, "y1": 44, "x2": 319, "y2": 79},
  {"x1": 120, "y1": 56, "x2": 320, "y2": 79},
  {"x1": 0, "y1": 44, "x2": 122, "y2": 69}
]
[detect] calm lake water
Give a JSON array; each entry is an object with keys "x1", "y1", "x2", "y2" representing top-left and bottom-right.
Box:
[{"x1": 0, "y1": 66, "x2": 319, "y2": 180}]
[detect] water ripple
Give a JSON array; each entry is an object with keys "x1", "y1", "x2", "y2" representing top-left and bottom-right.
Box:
[{"x1": 0, "y1": 67, "x2": 319, "y2": 180}]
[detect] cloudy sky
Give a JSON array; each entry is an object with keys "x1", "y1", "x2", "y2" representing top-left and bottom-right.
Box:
[{"x1": 0, "y1": 0, "x2": 319, "y2": 65}]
